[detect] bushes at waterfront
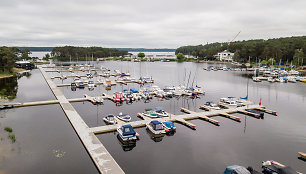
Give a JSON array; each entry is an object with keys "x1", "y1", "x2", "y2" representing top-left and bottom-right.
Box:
[{"x1": 176, "y1": 36, "x2": 306, "y2": 65}]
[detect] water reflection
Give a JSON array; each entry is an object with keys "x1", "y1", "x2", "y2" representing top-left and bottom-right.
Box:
[
  {"x1": 116, "y1": 134, "x2": 137, "y2": 152},
  {"x1": 146, "y1": 130, "x2": 165, "y2": 142},
  {"x1": 0, "y1": 72, "x2": 31, "y2": 100}
]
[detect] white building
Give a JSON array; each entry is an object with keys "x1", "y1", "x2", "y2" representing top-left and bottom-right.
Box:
[{"x1": 215, "y1": 50, "x2": 234, "y2": 62}]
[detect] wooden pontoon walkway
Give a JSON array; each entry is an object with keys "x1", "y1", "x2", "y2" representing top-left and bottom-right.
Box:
[{"x1": 39, "y1": 67, "x2": 124, "y2": 174}]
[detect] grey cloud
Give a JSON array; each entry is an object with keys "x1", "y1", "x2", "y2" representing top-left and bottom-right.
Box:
[{"x1": 0, "y1": 0, "x2": 305, "y2": 48}]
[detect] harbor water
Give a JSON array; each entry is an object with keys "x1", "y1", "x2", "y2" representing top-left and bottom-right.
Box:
[{"x1": 0, "y1": 61, "x2": 305, "y2": 173}]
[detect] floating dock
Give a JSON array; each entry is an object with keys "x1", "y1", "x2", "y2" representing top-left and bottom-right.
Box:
[
  {"x1": 90, "y1": 104, "x2": 268, "y2": 135},
  {"x1": 39, "y1": 67, "x2": 124, "y2": 174}
]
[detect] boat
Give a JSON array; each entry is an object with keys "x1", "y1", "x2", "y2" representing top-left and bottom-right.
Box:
[
  {"x1": 88, "y1": 80, "x2": 95, "y2": 88},
  {"x1": 125, "y1": 92, "x2": 135, "y2": 102},
  {"x1": 288, "y1": 70, "x2": 299, "y2": 75},
  {"x1": 130, "y1": 88, "x2": 139, "y2": 93},
  {"x1": 163, "y1": 121, "x2": 176, "y2": 132},
  {"x1": 204, "y1": 101, "x2": 221, "y2": 110},
  {"x1": 288, "y1": 77, "x2": 297, "y2": 83},
  {"x1": 103, "y1": 115, "x2": 117, "y2": 124},
  {"x1": 76, "y1": 81, "x2": 85, "y2": 88},
  {"x1": 139, "y1": 77, "x2": 154, "y2": 83},
  {"x1": 245, "y1": 109, "x2": 264, "y2": 118},
  {"x1": 142, "y1": 91, "x2": 151, "y2": 100},
  {"x1": 86, "y1": 72, "x2": 93, "y2": 78},
  {"x1": 92, "y1": 96, "x2": 104, "y2": 104},
  {"x1": 298, "y1": 152, "x2": 306, "y2": 160},
  {"x1": 117, "y1": 124, "x2": 138, "y2": 142},
  {"x1": 116, "y1": 112, "x2": 131, "y2": 122},
  {"x1": 71, "y1": 82, "x2": 77, "y2": 87},
  {"x1": 146, "y1": 120, "x2": 167, "y2": 135},
  {"x1": 275, "y1": 77, "x2": 286, "y2": 83},
  {"x1": 224, "y1": 165, "x2": 261, "y2": 174},
  {"x1": 220, "y1": 97, "x2": 242, "y2": 108},
  {"x1": 142, "y1": 108, "x2": 158, "y2": 118},
  {"x1": 0, "y1": 104, "x2": 14, "y2": 110},
  {"x1": 267, "y1": 77, "x2": 275, "y2": 83},
  {"x1": 114, "y1": 92, "x2": 124, "y2": 102},
  {"x1": 253, "y1": 70, "x2": 261, "y2": 82},
  {"x1": 262, "y1": 160, "x2": 299, "y2": 174},
  {"x1": 154, "y1": 106, "x2": 168, "y2": 117}
]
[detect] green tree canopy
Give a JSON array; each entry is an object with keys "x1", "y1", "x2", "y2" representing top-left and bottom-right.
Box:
[
  {"x1": 137, "y1": 52, "x2": 145, "y2": 58},
  {"x1": 176, "y1": 53, "x2": 185, "y2": 61},
  {"x1": 0, "y1": 47, "x2": 18, "y2": 73},
  {"x1": 293, "y1": 49, "x2": 304, "y2": 66},
  {"x1": 21, "y1": 48, "x2": 31, "y2": 60},
  {"x1": 267, "y1": 58, "x2": 276, "y2": 66},
  {"x1": 176, "y1": 36, "x2": 306, "y2": 64},
  {"x1": 42, "y1": 53, "x2": 51, "y2": 61}
]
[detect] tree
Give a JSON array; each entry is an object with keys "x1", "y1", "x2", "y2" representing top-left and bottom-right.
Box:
[
  {"x1": 261, "y1": 60, "x2": 268, "y2": 65},
  {"x1": 42, "y1": 53, "x2": 51, "y2": 61},
  {"x1": 293, "y1": 49, "x2": 304, "y2": 66},
  {"x1": 176, "y1": 53, "x2": 185, "y2": 61},
  {"x1": 233, "y1": 50, "x2": 241, "y2": 62},
  {"x1": 0, "y1": 47, "x2": 17, "y2": 73},
  {"x1": 137, "y1": 52, "x2": 145, "y2": 59},
  {"x1": 21, "y1": 48, "x2": 31, "y2": 60},
  {"x1": 267, "y1": 58, "x2": 276, "y2": 66}
]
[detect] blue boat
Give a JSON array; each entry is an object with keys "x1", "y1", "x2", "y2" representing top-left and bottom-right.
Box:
[
  {"x1": 163, "y1": 121, "x2": 176, "y2": 132},
  {"x1": 117, "y1": 124, "x2": 138, "y2": 141},
  {"x1": 130, "y1": 88, "x2": 139, "y2": 93}
]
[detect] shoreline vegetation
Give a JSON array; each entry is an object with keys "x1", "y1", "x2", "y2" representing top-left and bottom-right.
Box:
[
  {"x1": 0, "y1": 68, "x2": 25, "y2": 79},
  {"x1": 176, "y1": 36, "x2": 306, "y2": 66}
]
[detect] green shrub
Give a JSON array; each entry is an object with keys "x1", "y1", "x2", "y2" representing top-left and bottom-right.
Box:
[
  {"x1": 8, "y1": 133, "x2": 16, "y2": 143},
  {"x1": 4, "y1": 127, "x2": 13, "y2": 133}
]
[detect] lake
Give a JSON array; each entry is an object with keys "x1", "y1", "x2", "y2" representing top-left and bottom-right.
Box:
[{"x1": 0, "y1": 61, "x2": 305, "y2": 173}]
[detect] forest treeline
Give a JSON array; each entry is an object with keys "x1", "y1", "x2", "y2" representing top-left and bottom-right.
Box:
[
  {"x1": 0, "y1": 46, "x2": 31, "y2": 73},
  {"x1": 176, "y1": 36, "x2": 306, "y2": 65},
  {"x1": 51, "y1": 46, "x2": 128, "y2": 61}
]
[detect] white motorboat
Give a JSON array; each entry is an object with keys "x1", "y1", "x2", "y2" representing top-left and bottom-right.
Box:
[
  {"x1": 117, "y1": 124, "x2": 138, "y2": 142},
  {"x1": 103, "y1": 115, "x2": 117, "y2": 124},
  {"x1": 116, "y1": 113, "x2": 131, "y2": 122},
  {"x1": 146, "y1": 120, "x2": 167, "y2": 135},
  {"x1": 203, "y1": 101, "x2": 221, "y2": 110},
  {"x1": 155, "y1": 107, "x2": 168, "y2": 117}
]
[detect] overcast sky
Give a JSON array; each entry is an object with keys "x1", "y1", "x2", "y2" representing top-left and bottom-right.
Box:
[{"x1": 0, "y1": 0, "x2": 305, "y2": 48}]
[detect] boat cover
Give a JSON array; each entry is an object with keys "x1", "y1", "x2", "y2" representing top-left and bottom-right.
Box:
[
  {"x1": 224, "y1": 165, "x2": 251, "y2": 174},
  {"x1": 122, "y1": 124, "x2": 136, "y2": 136},
  {"x1": 150, "y1": 120, "x2": 163, "y2": 130},
  {"x1": 130, "y1": 88, "x2": 139, "y2": 93},
  {"x1": 163, "y1": 121, "x2": 174, "y2": 128}
]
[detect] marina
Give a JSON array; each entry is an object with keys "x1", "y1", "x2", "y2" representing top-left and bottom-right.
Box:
[{"x1": 1, "y1": 61, "x2": 305, "y2": 173}]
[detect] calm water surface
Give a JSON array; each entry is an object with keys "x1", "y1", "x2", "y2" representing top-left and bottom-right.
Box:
[{"x1": 0, "y1": 61, "x2": 305, "y2": 173}]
